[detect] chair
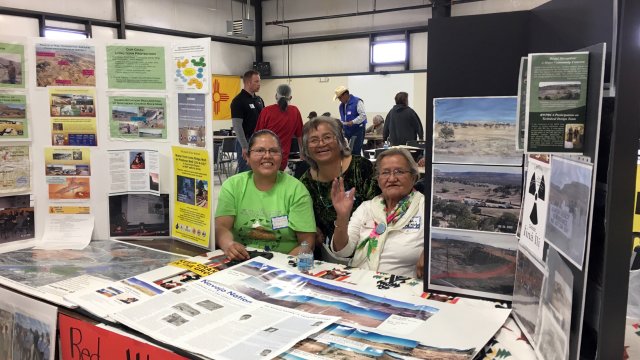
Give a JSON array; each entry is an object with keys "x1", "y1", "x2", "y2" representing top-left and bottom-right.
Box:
[
  {"x1": 406, "y1": 140, "x2": 426, "y2": 148},
  {"x1": 212, "y1": 143, "x2": 224, "y2": 183},
  {"x1": 374, "y1": 148, "x2": 385, "y2": 159},
  {"x1": 220, "y1": 137, "x2": 236, "y2": 173},
  {"x1": 289, "y1": 138, "x2": 300, "y2": 159}
]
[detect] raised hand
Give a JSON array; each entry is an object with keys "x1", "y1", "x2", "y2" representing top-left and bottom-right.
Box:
[{"x1": 330, "y1": 177, "x2": 355, "y2": 218}]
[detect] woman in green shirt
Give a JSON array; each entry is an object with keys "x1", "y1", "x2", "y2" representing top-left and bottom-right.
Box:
[{"x1": 215, "y1": 130, "x2": 316, "y2": 260}]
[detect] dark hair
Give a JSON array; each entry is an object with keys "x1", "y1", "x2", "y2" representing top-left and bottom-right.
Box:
[
  {"x1": 308, "y1": 111, "x2": 317, "y2": 118},
  {"x1": 394, "y1": 92, "x2": 409, "y2": 106},
  {"x1": 276, "y1": 84, "x2": 292, "y2": 111},
  {"x1": 248, "y1": 129, "x2": 282, "y2": 152},
  {"x1": 242, "y1": 70, "x2": 260, "y2": 83},
  {"x1": 322, "y1": 112, "x2": 331, "y2": 117},
  {"x1": 301, "y1": 116, "x2": 350, "y2": 170}
]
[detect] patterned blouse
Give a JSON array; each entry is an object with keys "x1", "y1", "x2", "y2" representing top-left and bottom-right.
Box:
[{"x1": 300, "y1": 155, "x2": 381, "y2": 245}]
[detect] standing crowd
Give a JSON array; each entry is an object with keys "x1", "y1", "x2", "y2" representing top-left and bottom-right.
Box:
[{"x1": 217, "y1": 70, "x2": 425, "y2": 278}]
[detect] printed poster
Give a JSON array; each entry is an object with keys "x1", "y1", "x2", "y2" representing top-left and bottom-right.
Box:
[
  {"x1": 0, "y1": 287, "x2": 57, "y2": 360},
  {"x1": 524, "y1": 52, "x2": 589, "y2": 153},
  {"x1": 109, "y1": 194, "x2": 170, "y2": 238},
  {"x1": 212, "y1": 74, "x2": 241, "y2": 120},
  {"x1": 0, "y1": 195, "x2": 34, "y2": 247},
  {"x1": 172, "y1": 146, "x2": 210, "y2": 248},
  {"x1": 173, "y1": 41, "x2": 209, "y2": 92},
  {"x1": 178, "y1": 93, "x2": 206, "y2": 147},
  {"x1": 516, "y1": 57, "x2": 528, "y2": 151},
  {"x1": 107, "y1": 45, "x2": 166, "y2": 90},
  {"x1": 0, "y1": 40, "x2": 25, "y2": 88},
  {"x1": 0, "y1": 93, "x2": 28, "y2": 139},
  {"x1": 519, "y1": 154, "x2": 550, "y2": 260},
  {"x1": 544, "y1": 156, "x2": 593, "y2": 270},
  {"x1": 35, "y1": 42, "x2": 96, "y2": 87},
  {"x1": 108, "y1": 149, "x2": 160, "y2": 195},
  {"x1": 432, "y1": 97, "x2": 521, "y2": 165},
  {"x1": 0, "y1": 145, "x2": 30, "y2": 193},
  {"x1": 49, "y1": 89, "x2": 98, "y2": 147},
  {"x1": 44, "y1": 147, "x2": 91, "y2": 177},
  {"x1": 109, "y1": 96, "x2": 167, "y2": 140}
]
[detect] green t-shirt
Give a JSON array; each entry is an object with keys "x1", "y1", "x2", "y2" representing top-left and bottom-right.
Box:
[{"x1": 215, "y1": 171, "x2": 316, "y2": 253}]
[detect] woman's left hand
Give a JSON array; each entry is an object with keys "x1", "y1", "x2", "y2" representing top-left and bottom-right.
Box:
[
  {"x1": 330, "y1": 177, "x2": 355, "y2": 218},
  {"x1": 416, "y1": 250, "x2": 425, "y2": 279}
]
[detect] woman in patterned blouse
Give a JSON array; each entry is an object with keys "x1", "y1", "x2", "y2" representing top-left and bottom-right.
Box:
[{"x1": 299, "y1": 116, "x2": 380, "y2": 263}]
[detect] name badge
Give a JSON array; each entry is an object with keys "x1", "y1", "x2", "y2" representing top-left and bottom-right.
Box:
[
  {"x1": 346, "y1": 111, "x2": 352, "y2": 115},
  {"x1": 271, "y1": 215, "x2": 289, "y2": 230},
  {"x1": 403, "y1": 216, "x2": 421, "y2": 230},
  {"x1": 249, "y1": 104, "x2": 255, "y2": 109}
]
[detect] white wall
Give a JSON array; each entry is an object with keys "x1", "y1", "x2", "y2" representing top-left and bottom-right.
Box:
[{"x1": 0, "y1": 0, "x2": 115, "y2": 21}]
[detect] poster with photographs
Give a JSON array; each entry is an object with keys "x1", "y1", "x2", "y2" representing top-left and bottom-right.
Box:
[
  {"x1": 519, "y1": 154, "x2": 550, "y2": 259},
  {"x1": 108, "y1": 149, "x2": 160, "y2": 195},
  {"x1": 512, "y1": 246, "x2": 547, "y2": 344},
  {"x1": 524, "y1": 52, "x2": 589, "y2": 154},
  {"x1": 433, "y1": 97, "x2": 522, "y2": 165},
  {"x1": 432, "y1": 164, "x2": 522, "y2": 234},
  {"x1": 109, "y1": 194, "x2": 170, "y2": 238},
  {"x1": 0, "y1": 195, "x2": 34, "y2": 247},
  {"x1": 0, "y1": 145, "x2": 30, "y2": 193},
  {"x1": 0, "y1": 39, "x2": 25, "y2": 88},
  {"x1": 0, "y1": 93, "x2": 28, "y2": 139},
  {"x1": 108, "y1": 96, "x2": 167, "y2": 140},
  {"x1": 35, "y1": 42, "x2": 96, "y2": 87},
  {"x1": 0, "y1": 286, "x2": 57, "y2": 360},
  {"x1": 545, "y1": 156, "x2": 593, "y2": 269},
  {"x1": 516, "y1": 57, "x2": 528, "y2": 151},
  {"x1": 429, "y1": 227, "x2": 517, "y2": 301},
  {"x1": 534, "y1": 248, "x2": 573, "y2": 360},
  {"x1": 178, "y1": 93, "x2": 206, "y2": 147}
]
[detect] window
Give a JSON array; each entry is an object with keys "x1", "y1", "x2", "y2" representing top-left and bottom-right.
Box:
[
  {"x1": 371, "y1": 41, "x2": 407, "y2": 64},
  {"x1": 44, "y1": 28, "x2": 89, "y2": 40}
]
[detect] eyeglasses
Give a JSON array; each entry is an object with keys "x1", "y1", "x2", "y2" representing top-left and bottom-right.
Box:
[
  {"x1": 250, "y1": 148, "x2": 281, "y2": 156},
  {"x1": 378, "y1": 169, "x2": 412, "y2": 179},
  {"x1": 308, "y1": 134, "x2": 336, "y2": 147}
]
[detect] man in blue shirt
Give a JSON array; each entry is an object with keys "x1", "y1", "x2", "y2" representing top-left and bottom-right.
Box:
[{"x1": 334, "y1": 86, "x2": 367, "y2": 155}]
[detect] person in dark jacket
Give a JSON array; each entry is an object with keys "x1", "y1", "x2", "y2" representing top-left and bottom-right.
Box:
[{"x1": 383, "y1": 92, "x2": 424, "y2": 146}]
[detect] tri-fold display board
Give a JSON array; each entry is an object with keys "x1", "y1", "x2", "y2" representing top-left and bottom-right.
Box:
[
  {"x1": 426, "y1": 43, "x2": 606, "y2": 360},
  {"x1": 0, "y1": 35, "x2": 217, "y2": 251}
]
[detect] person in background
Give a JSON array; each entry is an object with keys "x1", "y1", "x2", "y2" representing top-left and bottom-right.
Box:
[
  {"x1": 215, "y1": 130, "x2": 316, "y2": 260},
  {"x1": 299, "y1": 116, "x2": 380, "y2": 263},
  {"x1": 307, "y1": 111, "x2": 317, "y2": 120},
  {"x1": 255, "y1": 84, "x2": 304, "y2": 171},
  {"x1": 365, "y1": 114, "x2": 385, "y2": 149},
  {"x1": 383, "y1": 92, "x2": 424, "y2": 146},
  {"x1": 231, "y1": 70, "x2": 265, "y2": 173},
  {"x1": 330, "y1": 148, "x2": 425, "y2": 278},
  {"x1": 322, "y1": 112, "x2": 331, "y2": 117},
  {"x1": 334, "y1": 86, "x2": 367, "y2": 155}
]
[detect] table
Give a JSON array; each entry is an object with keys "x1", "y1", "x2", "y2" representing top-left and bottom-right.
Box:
[{"x1": 213, "y1": 135, "x2": 236, "y2": 141}]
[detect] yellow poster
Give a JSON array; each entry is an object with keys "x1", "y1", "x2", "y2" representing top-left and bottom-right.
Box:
[
  {"x1": 49, "y1": 88, "x2": 98, "y2": 146},
  {"x1": 44, "y1": 147, "x2": 91, "y2": 176},
  {"x1": 212, "y1": 74, "x2": 241, "y2": 120},
  {"x1": 49, "y1": 206, "x2": 91, "y2": 214},
  {"x1": 634, "y1": 164, "x2": 640, "y2": 232},
  {"x1": 172, "y1": 146, "x2": 210, "y2": 247}
]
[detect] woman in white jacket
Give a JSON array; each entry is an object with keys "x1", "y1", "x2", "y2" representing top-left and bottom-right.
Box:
[{"x1": 330, "y1": 148, "x2": 425, "y2": 278}]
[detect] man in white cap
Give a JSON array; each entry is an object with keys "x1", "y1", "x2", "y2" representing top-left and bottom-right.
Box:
[{"x1": 334, "y1": 86, "x2": 367, "y2": 155}]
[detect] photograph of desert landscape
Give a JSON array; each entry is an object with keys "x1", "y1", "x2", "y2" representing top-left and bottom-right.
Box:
[
  {"x1": 35, "y1": 44, "x2": 95, "y2": 87},
  {"x1": 538, "y1": 81, "x2": 581, "y2": 101},
  {"x1": 544, "y1": 156, "x2": 592, "y2": 268},
  {"x1": 512, "y1": 248, "x2": 546, "y2": 342},
  {"x1": 433, "y1": 97, "x2": 522, "y2": 165},
  {"x1": 429, "y1": 228, "x2": 517, "y2": 299},
  {"x1": 432, "y1": 164, "x2": 522, "y2": 234}
]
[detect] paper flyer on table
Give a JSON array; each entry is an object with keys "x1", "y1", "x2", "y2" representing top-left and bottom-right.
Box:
[
  {"x1": 35, "y1": 213, "x2": 94, "y2": 250},
  {"x1": 110, "y1": 279, "x2": 338, "y2": 360},
  {"x1": 211, "y1": 258, "x2": 510, "y2": 355},
  {"x1": 108, "y1": 149, "x2": 160, "y2": 195}
]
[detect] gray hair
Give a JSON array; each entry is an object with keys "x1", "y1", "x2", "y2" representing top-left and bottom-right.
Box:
[
  {"x1": 302, "y1": 116, "x2": 351, "y2": 170},
  {"x1": 276, "y1": 84, "x2": 292, "y2": 99},
  {"x1": 373, "y1": 115, "x2": 384, "y2": 125},
  {"x1": 376, "y1": 148, "x2": 419, "y2": 183}
]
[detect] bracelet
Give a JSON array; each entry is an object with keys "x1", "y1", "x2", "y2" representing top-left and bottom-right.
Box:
[{"x1": 334, "y1": 220, "x2": 348, "y2": 228}]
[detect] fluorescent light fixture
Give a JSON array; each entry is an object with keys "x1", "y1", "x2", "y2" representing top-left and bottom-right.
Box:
[
  {"x1": 372, "y1": 41, "x2": 406, "y2": 64},
  {"x1": 44, "y1": 29, "x2": 88, "y2": 40}
]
